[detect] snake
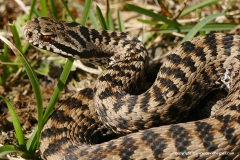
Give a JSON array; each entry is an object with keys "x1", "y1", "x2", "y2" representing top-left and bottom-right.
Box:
[{"x1": 23, "y1": 17, "x2": 240, "y2": 160}]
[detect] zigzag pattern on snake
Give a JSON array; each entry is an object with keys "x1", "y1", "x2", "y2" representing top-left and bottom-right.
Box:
[{"x1": 23, "y1": 17, "x2": 240, "y2": 160}]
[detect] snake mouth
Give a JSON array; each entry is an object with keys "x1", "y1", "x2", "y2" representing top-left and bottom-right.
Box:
[
  {"x1": 23, "y1": 19, "x2": 56, "y2": 52},
  {"x1": 23, "y1": 21, "x2": 40, "y2": 46},
  {"x1": 23, "y1": 18, "x2": 55, "y2": 45},
  {"x1": 23, "y1": 29, "x2": 32, "y2": 41},
  {"x1": 23, "y1": 26, "x2": 32, "y2": 42}
]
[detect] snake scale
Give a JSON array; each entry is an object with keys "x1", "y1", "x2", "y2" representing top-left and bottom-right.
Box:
[{"x1": 23, "y1": 17, "x2": 240, "y2": 160}]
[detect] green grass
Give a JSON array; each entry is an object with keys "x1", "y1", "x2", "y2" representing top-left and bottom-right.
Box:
[
  {"x1": 0, "y1": 0, "x2": 238, "y2": 158},
  {"x1": 126, "y1": 1, "x2": 237, "y2": 43}
]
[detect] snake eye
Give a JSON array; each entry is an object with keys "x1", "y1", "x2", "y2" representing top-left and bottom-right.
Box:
[{"x1": 41, "y1": 35, "x2": 52, "y2": 42}]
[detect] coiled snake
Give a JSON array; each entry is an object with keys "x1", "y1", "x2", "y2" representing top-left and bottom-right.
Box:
[{"x1": 24, "y1": 17, "x2": 240, "y2": 159}]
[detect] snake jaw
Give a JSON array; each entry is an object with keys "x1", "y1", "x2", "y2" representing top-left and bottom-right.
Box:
[
  {"x1": 23, "y1": 18, "x2": 75, "y2": 59},
  {"x1": 24, "y1": 20, "x2": 49, "y2": 49}
]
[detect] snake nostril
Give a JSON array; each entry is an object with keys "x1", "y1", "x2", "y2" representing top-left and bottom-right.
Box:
[{"x1": 28, "y1": 32, "x2": 33, "y2": 38}]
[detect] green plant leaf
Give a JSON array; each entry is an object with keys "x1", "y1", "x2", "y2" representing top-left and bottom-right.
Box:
[
  {"x1": 0, "y1": 145, "x2": 19, "y2": 158},
  {"x1": 106, "y1": 0, "x2": 115, "y2": 30},
  {"x1": 0, "y1": 96, "x2": 26, "y2": 151},
  {"x1": 96, "y1": 5, "x2": 108, "y2": 30},
  {"x1": 179, "y1": 0, "x2": 220, "y2": 17},
  {"x1": 10, "y1": 23, "x2": 22, "y2": 52},
  {"x1": 42, "y1": 59, "x2": 73, "y2": 122},
  {"x1": 126, "y1": 3, "x2": 181, "y2": 28},
  {"x1": 79, "y1": 0, "x2": 93, "y2": 25},
  {"x1": 182, "y1": 12, "x2": 224, "y2": 42},
  {"x1": 61, "y1": 0, "x2": 75, "y2": 21},
  {"x1": 0, "y1": 34, "x2": 43, "y2": 154},
  {"x1": 28, "y1": 0, "x2": 36, "y2": 20},
  {"x1": 157, "y1": 24, "x2": 236, "y2": 33},
  {"x1": 72, "y1": 2, "x2": 99, "y2": 29},
  {"x1": 49, "y1": 0, "x2": 58, "y2": 19},
  {"x1": 40, "y1": 0, "x2": 48, "y2": 16},
  {"x1": 117, "y1": 10, "x2": 125, "y2": 32}
]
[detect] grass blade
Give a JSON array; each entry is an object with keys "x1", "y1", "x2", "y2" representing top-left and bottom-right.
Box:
[
  {"x1": 181, "y1": 12, "x2": 224, "y2": 42},
  {"x1": 49, "y1": 0, "x2": 58, "y2": 20},
  {"x1": 9, "y1": 23, "x2": 22, "y2": 52},
  {"x1": 96, "y1": 5, "x2": 108, "y2": 30},
  {"x1": 0, "y1": 43, "x2": 13, "y2": 86},
  {"x1": 0, "y1": 145, "x2": 18, "y2": 158},
  {"x1": 180, "y1": 0, "x2": 220, "y2": 17},
  {"x1": 106, "y1": 0, "x2": 115, "y2": 30},
  {"x1": 80, "y1": 0, "x2": 93, "y2": 25},
  {"x1": 42, "y1": 59, "x2": 73, "y2": 122},
  {"x1": 126, "y1": 3, "x2": 181, "y2": 28},
  {"x1": 221, "y1": 0, "x2": 236, "y2": 13},
  {"x1": 117, "y1": 10, "x2": 125, "y2": 32},
  {"x1": 26, "y1": 128, "x2": 38, "y2": 153},
  {"x1": 28, "y1": 0, "x2": 36, "y2": 20},
  {"x1": 61, "y1": 0, "x2": 75, "y2": 21},
  {"x1": 0, "y1": 34, "x2": 43, "y2": 153},
  {"x1": 72, "y1": 2, "x2": 99, "y2": 29},
  {"x1": 0, "y1": 96, "x2": 26, "y2": 151},
  {"x1": 40, "y1": 0, "x2": 48, "y2": 16},
  {"x1": 157, "y1": 24, "x2": 237, "y2": 33},
  {"x1": 22, "y1": 42, "x2": 31, "y2": 54}
]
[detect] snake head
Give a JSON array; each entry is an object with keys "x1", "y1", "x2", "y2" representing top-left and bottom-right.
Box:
[
  {"x1": 23, "y1": 17, "x2": 147, "y2": 67},
  {"x1": 24, "y1": 17, "x2": 55, "y2": 48},
  {"x1": 23, "y1": 17, "x2": 76, "y2": 58}
]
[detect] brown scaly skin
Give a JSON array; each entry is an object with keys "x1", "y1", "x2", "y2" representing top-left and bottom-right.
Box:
[{"x1": 24, "y1": 17, "x2": 240, "y2": 159}]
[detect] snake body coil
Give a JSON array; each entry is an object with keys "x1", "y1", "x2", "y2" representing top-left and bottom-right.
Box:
[{"x1": 24, "y1": 17, "x2": 240, "y2": 159}]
